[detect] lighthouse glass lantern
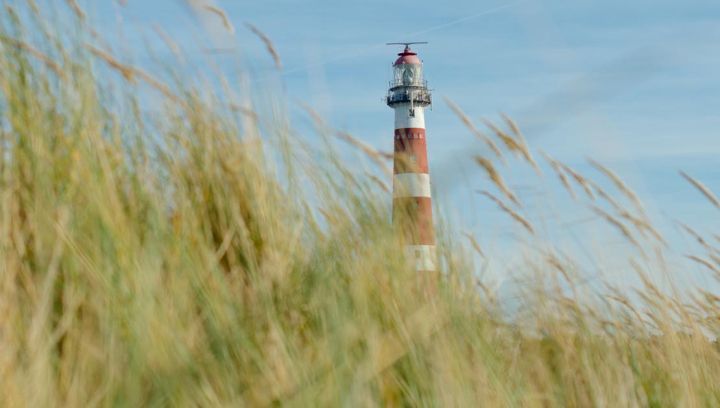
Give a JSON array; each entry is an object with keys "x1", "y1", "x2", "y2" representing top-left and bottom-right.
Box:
[{"x1": 394, "y1": 63, "x2": 423, "y2": 86}]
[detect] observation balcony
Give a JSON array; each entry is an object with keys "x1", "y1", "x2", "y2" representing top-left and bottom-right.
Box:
[{"x1": 386, "y1": 86, "x2": 432, "y2": 107}]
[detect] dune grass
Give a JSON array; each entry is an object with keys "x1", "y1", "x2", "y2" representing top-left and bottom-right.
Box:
[{"x1": 0, "y1": 4, "x2": 719, "y2": 406}]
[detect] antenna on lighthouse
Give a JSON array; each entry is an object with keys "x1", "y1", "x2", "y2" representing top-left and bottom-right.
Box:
[{"x1": 386, "y1": 42, "x2": 428, "y2": 49}]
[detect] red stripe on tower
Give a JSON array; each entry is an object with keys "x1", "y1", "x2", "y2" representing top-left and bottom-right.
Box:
[{"x1": 386, "y1": 44, "x2": 436, "y2": 272}]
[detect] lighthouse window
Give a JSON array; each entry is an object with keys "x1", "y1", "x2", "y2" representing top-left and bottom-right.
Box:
[{"x1": 393, "y1": 66, "x2": 403, "y2": 83}]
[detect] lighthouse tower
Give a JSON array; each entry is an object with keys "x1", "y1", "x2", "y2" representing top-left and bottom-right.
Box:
[{"x1": 386, "y1": 43, "x2": 436, "y2": 272}]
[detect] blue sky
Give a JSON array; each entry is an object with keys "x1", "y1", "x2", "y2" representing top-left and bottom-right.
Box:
[{"x1": 86, "y1": 0, "x2": 719, "y2": 291}]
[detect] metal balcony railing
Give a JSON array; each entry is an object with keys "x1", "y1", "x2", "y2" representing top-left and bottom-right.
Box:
[
  {"x1": 386, "y1": 88, "x2": 432, "y2": 107},
  {"x1": 388, "y1": 79, "x2": 428, "y2": 90}
]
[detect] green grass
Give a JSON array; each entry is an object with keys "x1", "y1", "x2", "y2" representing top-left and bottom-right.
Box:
[{"x1": 0, "y1": 4, "x2": 719, "y2": 406}]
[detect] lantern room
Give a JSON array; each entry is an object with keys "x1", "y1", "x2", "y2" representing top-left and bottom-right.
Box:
[
  {"x1": 386, "y1": 44, "x2": 432, "y2": 108},
  {"x1": 393, "y1": 46, "x2": 424, "y2": 87}
]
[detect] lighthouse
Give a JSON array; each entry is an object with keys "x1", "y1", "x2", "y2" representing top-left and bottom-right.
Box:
[{"x1": 386, "y1": 43, "x2": 436, "y2": 272}]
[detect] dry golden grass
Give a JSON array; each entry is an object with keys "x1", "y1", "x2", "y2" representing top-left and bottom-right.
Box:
[
  {"x1": 474, "y1": 156, "x2": 520, "y2": 206},
  {"x1": 445, "y1": 97, "x2": 503, "y2": 158},
  {"x1": 244, "y1": 22, "x2": 282, "y2": 69},
  {"x1": 681, "y1": 171, "x2": 720, "y2": 209},
  {"x1": 589, "y1": 158, "x2": 644, "y2": 209},
  {"x1": 463, "y1": 231, "x2": 486, "y2": 259},
  {"x1": 204, "y1": 5, "x2": 235, "y2": 34},
  {"x1": 477, "y1": 191, "x2": 535, "y2": 235},
  {"x1": 543, "y1": 151, "x2": 578, "y2": 199}
]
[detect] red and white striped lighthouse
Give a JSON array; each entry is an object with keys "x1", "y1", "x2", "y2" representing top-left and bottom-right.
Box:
[{"x1": 386, "y1": 43, "x2": 436, "y2": 272}]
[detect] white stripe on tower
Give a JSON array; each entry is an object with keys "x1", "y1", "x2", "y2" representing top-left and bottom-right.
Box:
[
  {"x1": 405, "y1": 245, "x2": 436, "y2": 271},
  {"x1": 394, "y1": 103, "x2": 425, "y2": 128},
  {"x1": 393, "y1": 173, "x2": 431, "y2": 198}
]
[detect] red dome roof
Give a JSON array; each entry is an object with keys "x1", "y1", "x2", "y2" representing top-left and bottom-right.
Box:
[{"x1": 394, "y1": 46, "x2": 421, "y2": 65}]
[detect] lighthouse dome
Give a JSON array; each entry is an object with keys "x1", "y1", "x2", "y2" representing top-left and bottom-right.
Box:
[{"x1": 394, "y1": 46, "x2": 421, "y2": 65}]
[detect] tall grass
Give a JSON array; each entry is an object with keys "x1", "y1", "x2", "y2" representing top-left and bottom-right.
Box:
[{"x1": 0, "y1": 4, "x2": 719, "y2": 406}]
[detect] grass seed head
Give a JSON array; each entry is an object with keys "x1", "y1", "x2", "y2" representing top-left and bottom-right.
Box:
[
  {"x1": 204, "y1": 5, "x2": 235, "y2": 34},
  {"x1": 591, "y1": 205, "x2": 642, "y2": 250},
  {"x1": 680, "y1": 171, "x2": 720, "y2": 209},
  {"x1": 482, "y1": 117, "x2": 538, "y2": 171},
  {"x1": 445, "y1": 98, "x2": 503, "y2": 159},
  {"x1": 589, "y1": 158, "x2": 644, "y2": 209},
  {"x1": 245, "y1": 22, "x2": 282, "y2": 69},
  {"x1": 478, "y1": 190, "x2": 534, "y2": 235},
  {"x1": 541, "y1": 151, "x2": 576, "y2": 200},
  {"x1": 474, "y1": 156, "x2": 520, "y2": 206}
]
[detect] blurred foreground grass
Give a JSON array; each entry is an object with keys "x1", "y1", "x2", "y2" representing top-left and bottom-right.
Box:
[{"x1": 0, "y1": 3, "x2": 719, "y2": 406}]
